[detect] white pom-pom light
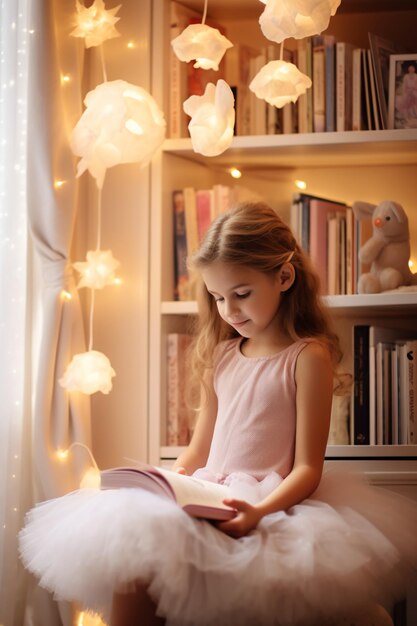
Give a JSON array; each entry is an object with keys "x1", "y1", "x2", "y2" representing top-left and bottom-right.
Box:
[
  {"x1": 59, "y1": 351, "x2": 116, "y2": 395},
  {"x1": 171, "y1": 23, "x2": 233, "y2": 70},
  {"x1": 71, "y1": 80, "x2": 166, "y2": 189},
  {"x1": 260, "y1": 0, "x2": 341, "y2": 43},
  {"x1": 70, "y1": 0, "x2": 121, "y2": 49},
  {"x1": 183, "y1": 79, "x2": 235, "y2": 157},
  {"x1": 73, "y1": 249, "x2": 120, "y2": 289},
  {"x1": 249, "y1": 60, "x2": 312, "y2": 107}
]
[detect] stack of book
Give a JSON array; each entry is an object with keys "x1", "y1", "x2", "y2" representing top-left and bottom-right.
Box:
[
  {"x1": 290, "y1": 192, "x2": 373, "y2": 296},
  {"x1": 166, "y1": 333, "x2": 193, "y2": 446},
  {"x1": 352, "y1": 326, "x2": 417, "y2": 446}
]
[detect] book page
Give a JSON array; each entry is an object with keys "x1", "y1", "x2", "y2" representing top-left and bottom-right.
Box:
[{"x1": 157, "y1": 467, "x2": 233, "y2": 512}]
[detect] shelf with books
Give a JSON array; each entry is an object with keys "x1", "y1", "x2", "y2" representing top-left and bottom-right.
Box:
[{"x1": 163, "y1": 129, "x2": 417, "y2": 168}]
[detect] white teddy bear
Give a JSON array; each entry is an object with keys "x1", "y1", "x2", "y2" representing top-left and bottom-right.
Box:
[{"x1": 352, "y1": 200, "x2": 417, "y2": 294}]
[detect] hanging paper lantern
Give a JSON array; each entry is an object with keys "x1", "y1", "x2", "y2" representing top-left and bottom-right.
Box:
[
  {"x1": 171, "y1": 23, "x2": 233, "y2": 71},
  {"x1": 73, "y1": 249, "x2": 120, "y2": 289},
  {"x1": 259, "y1": 0, "x2": 341, "y2": 43},
  {"x1": 70, "y1": 0, "x2": 121, "y2": 48},
  {"x1": 80, "y1": 467, "x2": 101, "y2": 489},
  {"x1": 249, "y1": 60, "x2": 312, "y2": 107},
  {"x1": 183, "y1": 79, "x2": 235, "y2": 157},
  {"x1": 71, "y1": 80, "x2": 166, "y2": 189},
  {"x1": 59, "y1": 350, "x2": 116, "y2": 395}
]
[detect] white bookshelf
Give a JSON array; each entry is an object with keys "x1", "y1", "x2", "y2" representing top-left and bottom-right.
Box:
[{"x1": 149, "y1": 0, "x2": 417, "y2": 499}]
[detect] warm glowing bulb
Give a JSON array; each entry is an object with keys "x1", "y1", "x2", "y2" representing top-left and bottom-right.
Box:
[
  {"x1": 127, "y1": 41, "x2": 135, "y2": 49},
  {"x1": 295, "y1": 179, "x2": 307, "y2": 190},
  {"x1": 230, "y1": 167, "x2": 242, "y2": 179},
  {"x1": 409, "y1": 260, "x2": 414, "y2": 269},
  {"x1": 80, "y1": 467, "x2": 101, "y2": 489},
  {"x1": 113, "y1": 277, "x2": 122, "y2": 285},
  {"x1": 54, "y1": 179, "x2": 65, "y2": 188},
  {"x1": 61, "y1": 74, "x2": 71, "y2": 84},
  {"x1": 56, "y1": 449, "x2": 69, "y2": 460},
  {"x1": 61, "y1": 290, "x2": 72, "y2": 301}
]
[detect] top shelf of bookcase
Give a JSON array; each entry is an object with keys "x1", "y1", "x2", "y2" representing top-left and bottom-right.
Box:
[{"x1": 162, "y1": 130, "x2": 417, "y2": 169}]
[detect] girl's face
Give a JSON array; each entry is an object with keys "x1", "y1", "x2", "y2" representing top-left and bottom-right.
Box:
[{"x1": 201, "y1": 261, "x2": 293, "y2": 340}]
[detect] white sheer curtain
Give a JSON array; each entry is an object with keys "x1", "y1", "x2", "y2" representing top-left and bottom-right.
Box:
[
  {"x1": 1, "y1": 1, "x2": 92, "y2": 625},
  {"x1": 0, "y1": 1, "x2": 32, "y2": 625}
]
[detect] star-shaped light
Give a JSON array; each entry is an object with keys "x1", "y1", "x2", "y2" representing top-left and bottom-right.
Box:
[
  {"x1": 70, "y1": 80, "x2": 166, "y2": 189},
  {"x1": 73, "y1": 249, "x2": 120, "y2": 289},
  {"x1": 249, "y1": 60, "x2": 312, "y2": 107},
  {"x1": 183, "y1": 79, "x2": 235, "y2": 157},
  {"x1": 259, "y1": 0, "x2": 341, "y2": 43},
  {"x1": 70, "y1": 0, "x2": 121, "y2": 49},
  {"x1": 59, "y1": 350, "x2": 116, "y2": 395},
  {"x1": 171, "y1": 23, "x2": 233, "y2": 71}
]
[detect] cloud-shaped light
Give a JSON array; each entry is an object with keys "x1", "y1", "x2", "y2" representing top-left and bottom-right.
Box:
[
  {"x1": 183, "y1": 79, "x2": 235, "y2": 157},
  {"x1": 249, "y1": 60, "x2": 312, "y2": 107},
  {"x1": 70, "y1": 80, "x2": 166, "y2": 189},
  {"x1": 259, "y1": 0, "x2": 341, "y2": 43},
  {"x1": 73, "y1": 249, "x2": 120, "y2": 289},
  {"x1": 70, "y1": 0, "x2": 121, "y2": 49},
  {"x1": 171, "y1": 23, "x2": 233, "y2": 70},
  {"x1": 59, "y1": 350, "x2": 116, "y2": 395}
]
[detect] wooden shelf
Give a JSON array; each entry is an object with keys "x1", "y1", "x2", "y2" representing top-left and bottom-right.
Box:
[
  {"x1": 161, "y1": 292, "x2": 417, "y2": 316},
  {"x1": 162, "y1": 130, "x2": 417, "y2": 169}
]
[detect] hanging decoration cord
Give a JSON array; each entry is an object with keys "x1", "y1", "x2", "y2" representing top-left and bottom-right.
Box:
[
  {"x1": 99, "y1": 45, "x2": 108, "y2": 82},
  {"x1": 201, "y1": 0, "x2": 208, "y2": 25}
]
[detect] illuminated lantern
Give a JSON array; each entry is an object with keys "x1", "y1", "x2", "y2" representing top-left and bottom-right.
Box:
[
  {"x1": 71, "y1": 0, "x2": 121, "y2": 48},
  {"x1": 59, "y1": 350, "x2": 116, "y2": 395},
  {"x1": 70, "y1": 80, "x2": 166, "y2": 189},
  {"x1": 249, "y1": 60, "x2": 312, "y2": 107},
  {"x1": 259, "y1": 0, "x2": 341, "y2": 43},
  {"x1": 73, "y1": 249, "x2": 120, "y2": 289},
  {"x1": 171, "y1": 23, "x2": 233, "y2": 70},
  {"x1": 183, "y1": 79, "x2": 235, "y2": 157}
]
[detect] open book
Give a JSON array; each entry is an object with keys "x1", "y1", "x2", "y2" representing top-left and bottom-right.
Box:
[{"x1": 100, "y1": 464, "x2": 237, "y2": 521}]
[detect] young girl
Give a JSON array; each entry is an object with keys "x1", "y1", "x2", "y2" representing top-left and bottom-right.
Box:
[{"x1": 20, "y1": 203, "x2": 417, "y2": 626}]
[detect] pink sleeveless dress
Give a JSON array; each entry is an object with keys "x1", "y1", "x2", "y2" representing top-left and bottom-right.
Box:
[{"x1": 19, "y1": 338, "x2": 417, "y2": 626}]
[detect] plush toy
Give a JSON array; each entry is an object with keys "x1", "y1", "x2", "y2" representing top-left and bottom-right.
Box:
[{"x1": 352, "y1": 199, "x2": 417, "y2": 294}]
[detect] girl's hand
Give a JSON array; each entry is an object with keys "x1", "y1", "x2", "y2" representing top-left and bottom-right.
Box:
[{"x1": 216, "y1": 498, "x2": 263, "y2": 538}]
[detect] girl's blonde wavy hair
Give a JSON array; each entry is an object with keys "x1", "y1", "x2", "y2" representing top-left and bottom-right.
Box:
[{"x1": 188, "y1": 202, "x2": 347, "y2": 405}]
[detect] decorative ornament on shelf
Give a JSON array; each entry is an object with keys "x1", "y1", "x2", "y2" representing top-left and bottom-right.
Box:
[
  {"x1": 59, "y1": 350, "x2": 116, "y2": 395},
  {"x1": 74, "y1": 249, "x2": 120, "y2": 289},
  {"x1": 70, "y1": 0, "x2": 121, "y2": 48},
  {"x1": 259, "y1": 0, "x2": 341, "y2": 43},
  {"x1": 70, "y1": 80, "x2": 166, "y2": 189},
  {"x1": 171, "y1": 23, "x2": 233, "y2": 70},
  {"x1": 183, "y1": 79, "x2": 235, "y2": 157},
  {"x1": 249, "y1": 59, "x2": 312, "y2": 107}
]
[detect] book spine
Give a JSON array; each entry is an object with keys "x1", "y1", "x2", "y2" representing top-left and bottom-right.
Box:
[
  {"x1": 313, "y1": 36, "x2": 326, "y2": 133},
  {"x1": 172, "y1": 190, "x2": 189, "y2": 301},
  {"x1": 353, "y1": 325, "x2": 370, "y2": 445},
  {"x1": 352, "y1": 48, "x2": 362, "y2": 131},
  {"x1": 297, "y1": 39, "x2": 309, "y2": 134},
  {"x1": 408, "y1": 340, "x2": 416, "y2": 443},
  {"x1": 167, "y1": 333, "x2": 180, "y2": 445},
  {"x1": 336, "y1": 42, "x2": 346, "y2": 132},
  {"x1": 325, "y1": 35, "x2": 335, "y2": 132}
]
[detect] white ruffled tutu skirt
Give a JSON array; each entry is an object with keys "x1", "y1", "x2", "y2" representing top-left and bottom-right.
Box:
[{"x1": 19, "y1": 468, "x2": 417, "y2": 626}]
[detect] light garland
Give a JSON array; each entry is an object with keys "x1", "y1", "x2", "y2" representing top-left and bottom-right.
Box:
[
  {"x1": 71, "y1": 0, "x2": 121, "y2": 48},
  {"x1": 183, "y1": 79, "x2": 235, "y2": 157},
  {"x1": 59, "y1": 350, "x2": 116, "y2": 395}
]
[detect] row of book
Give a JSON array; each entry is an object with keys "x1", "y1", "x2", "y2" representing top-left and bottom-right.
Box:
[
  {"x1": 173, "y1": 184, "x2": 260, "y2": 301},
  {"x1": 169, "y1": 0, "x2": 403, "y2": 137},
  {"x1": 352, "y1": 326, "x2": 417, "y2": 446},
  {"x1": 290, "y1": 192, "x2": 373, "y2": 296}
]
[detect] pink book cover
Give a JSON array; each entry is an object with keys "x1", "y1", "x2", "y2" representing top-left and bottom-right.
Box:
[
  {"x1": 196, "y1": 189, "x2": 213, "y2": 243},
  {"x1": 309, "y1": 198, "x2": 346, "y2": 295}
]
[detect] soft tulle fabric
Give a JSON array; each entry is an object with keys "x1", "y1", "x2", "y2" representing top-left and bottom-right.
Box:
[{"x1": 19, "y1": 468, "x2": 417, "y2": 626}]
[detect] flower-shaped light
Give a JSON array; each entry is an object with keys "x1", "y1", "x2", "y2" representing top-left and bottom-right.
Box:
[
  {"x1": 71, "y1": 0, "x2": 121, "y2": 49},
  {"x1": 73, "y1": 249, "x2": 120, "y2": 289},
  {"x1": 183, "y1": 79, "x2": 235, "y2": 157},
  {"x1": 80, "y1": 467, "x2": 101, "y2": 489},
  {"x1": 71, "y1": 80, "x2": 166, "y2": 189},
  {"x1": 249, "y1": 60, "x2": 312, "y2": 107},
  {"x1": 171, "y1": 23, "x2": 233, "y2": 70},
  {"x1": 259, "y1": 0, "x2": 341, "y2": 43},
  {"x1": 59, "y1": 350, "x2": 116, "y2": 395}
]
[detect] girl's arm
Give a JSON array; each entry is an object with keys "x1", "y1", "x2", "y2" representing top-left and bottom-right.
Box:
[
  {"x1": 172, "y1": 369, "x2": 218, "y2": 475},
  {"x1": 219, "y1": 341, "x2": 334, "y2": 538}
]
